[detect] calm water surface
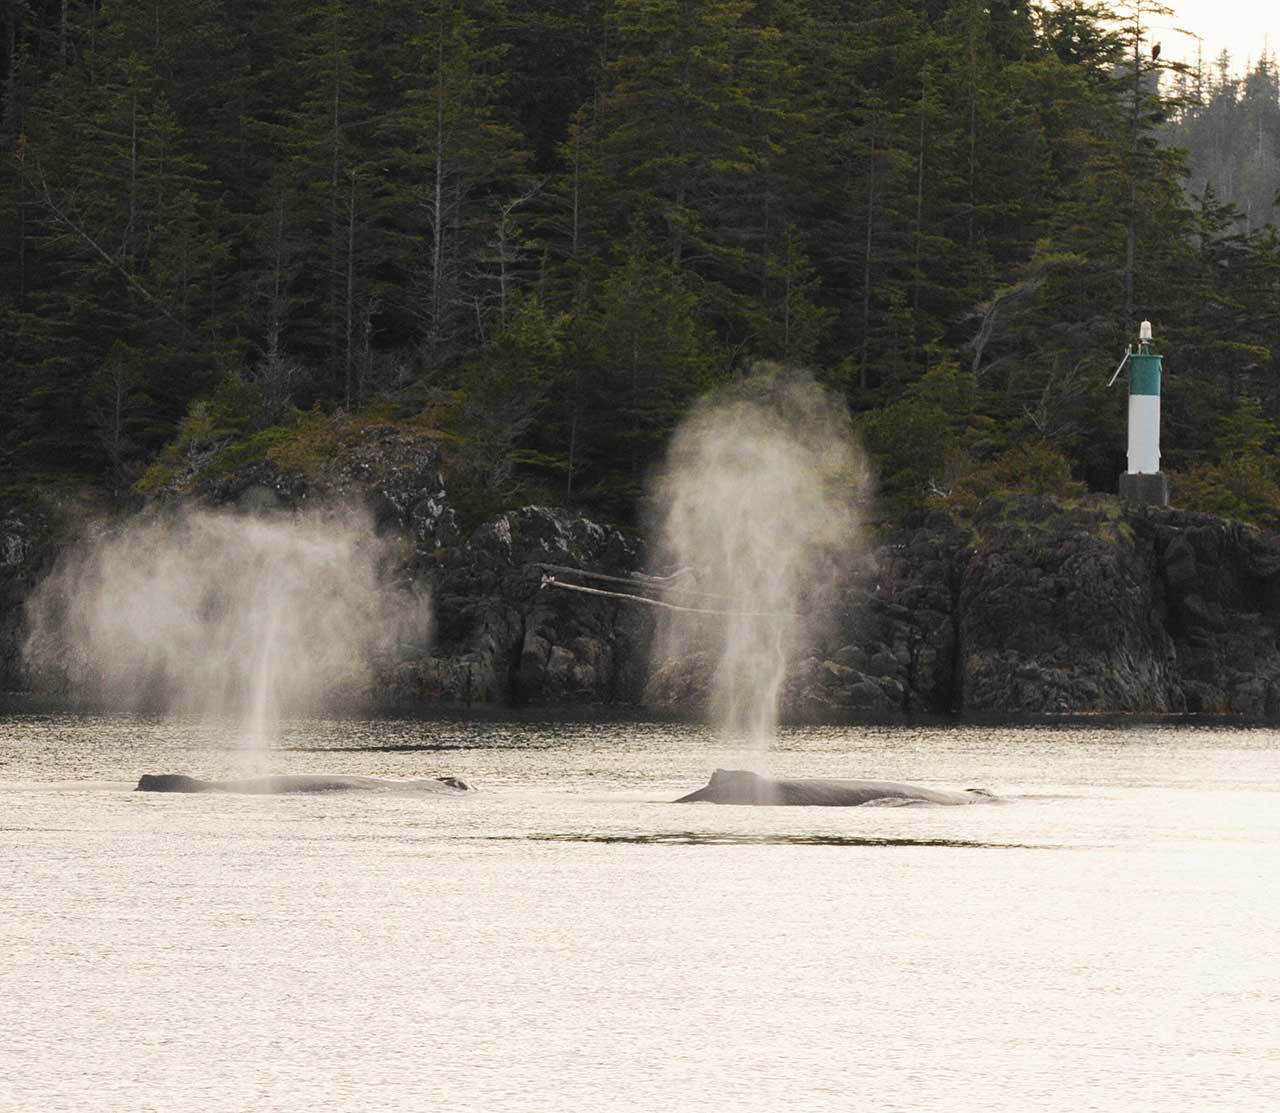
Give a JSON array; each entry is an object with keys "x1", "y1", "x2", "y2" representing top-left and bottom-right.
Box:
[{"x1": 2, "y1": 713, "x2": 1278, "y2": 1112}]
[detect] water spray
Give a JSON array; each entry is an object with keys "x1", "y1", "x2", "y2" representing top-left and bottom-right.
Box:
[
  {"x1": 22, "y1": 507, "x2": 428, "y2": 749},
  {"x1": 645, "y1": 367, "x2": 867, "y2": 752}
]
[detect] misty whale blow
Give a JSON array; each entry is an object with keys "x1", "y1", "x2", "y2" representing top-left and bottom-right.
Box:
[
  {"x1": 674, "y1": 769, "x2": 996, "y2": 806},
  {"x1": 136, "y1": 773, "x2": 472, "y2": 795}
]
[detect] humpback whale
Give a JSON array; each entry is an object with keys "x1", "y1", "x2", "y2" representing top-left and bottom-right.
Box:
[
  {"x1": 674, "y1": 768, "x2": 996, "y2": 806},
  {"x1": 136, "y1": 773, "x2": 473, "y2": 794}
]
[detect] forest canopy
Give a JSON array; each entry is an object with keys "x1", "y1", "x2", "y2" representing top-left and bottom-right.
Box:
[{"x1": 2, "y1": 1, "x2": 1279, "y2": 527}]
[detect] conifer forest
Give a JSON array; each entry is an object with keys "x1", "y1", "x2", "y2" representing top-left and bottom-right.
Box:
[{"x1": 3, "y1": 1, "x2": 1280, "y2": 528}]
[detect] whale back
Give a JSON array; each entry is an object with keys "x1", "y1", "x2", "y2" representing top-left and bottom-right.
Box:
[
  {"x1": 136, "y1": 773, "x2": 209, "y2": 793},
  {"x1": 136, "y1": 773, "x2": 473, "y2": 795},
  {"x1": 673, "y1": 769, "x2": 781, "y2": 804},
  {"x1": 674, "y1": 769, "x2": 995, "y2": 806}
]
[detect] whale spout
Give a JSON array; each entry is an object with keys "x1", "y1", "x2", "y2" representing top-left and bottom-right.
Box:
[
  {"x1": 136, "y1": 773, "x2": 474, "y2": 795},
  {"x1": 674, "y1": 769, "x2": 996, "y2": 806}
]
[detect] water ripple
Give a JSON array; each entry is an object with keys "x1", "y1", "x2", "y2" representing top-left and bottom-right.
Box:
[{"x1": 488, "y1": 831, "x2": 1066, "y2": 849}]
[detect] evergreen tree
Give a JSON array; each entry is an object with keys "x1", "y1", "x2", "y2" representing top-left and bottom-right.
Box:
[
  {"x1": 11, "y1": 23, "x2": 228, "y2": 477},
  {"x1": 566, "y1": 235, "x2": 717, "y2": 510},
  {"x1": 0, "y1": 0, "x2": 1276, "y2": 533},
  {"x1": 584, "y1": 0, "x2": 799, "y2": 350},
  {"x1": 382, "y1": 0, "x2": 528, "y2": 367}
]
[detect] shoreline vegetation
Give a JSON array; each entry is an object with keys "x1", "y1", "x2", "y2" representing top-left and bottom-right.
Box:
[{"x1": 2, "y1": 3, "x2": 1280, "y2": 529}]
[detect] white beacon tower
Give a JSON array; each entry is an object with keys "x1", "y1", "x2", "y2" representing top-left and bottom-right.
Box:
[{"x1": 1113, "y1": 319, "x2": 1169, "y2": 506}]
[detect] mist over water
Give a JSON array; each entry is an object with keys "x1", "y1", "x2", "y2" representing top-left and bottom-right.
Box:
[
  {"x1": 22, "y1": 507, "x2": 427, "y2": 748},
  {"x1": 649, "y1": 367, "x2": 869, "y2": 758}
]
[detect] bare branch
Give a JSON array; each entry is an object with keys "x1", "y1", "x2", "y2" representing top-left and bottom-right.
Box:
[{"x1": 24, "y1": 153, "x2": 191, "y2": 335}]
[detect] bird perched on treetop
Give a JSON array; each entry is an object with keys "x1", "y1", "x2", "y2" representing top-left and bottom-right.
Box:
[{"x1": 1152, "y1": 42, "x2": 1162, "y2": 61}]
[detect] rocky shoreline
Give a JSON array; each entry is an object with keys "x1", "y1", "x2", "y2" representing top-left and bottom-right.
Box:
[
  {"x1": 841, "y1": 496, "x2": 1280, "y2": 719},
  {"x1": 6, "y1": 427, "x2": 1280, "y2": 721}
]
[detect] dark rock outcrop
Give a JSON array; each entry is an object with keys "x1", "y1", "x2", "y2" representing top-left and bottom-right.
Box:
[
  {"x1": 1, "y1": 429, "x2": 649, "y2": 710},
  {"x1": 648, "y1": 493, "x2": 1280, "y2": 721},
  {"x1": 955, "y1": 497, "x2": 1172, "y2": 714},
  {"x1": 0, "y1": 512, "x2": 40, "y2": 692},
  {"x1": 1136, "y1": 509, "x2": 1280, "y2": 715},
  {"x1": 403, "y1": 505, "x2": 652, "y2": 707},
  {"x1": 8, "y1": 440, "x2": 1280, "y2": 719},
  {"x1": 797, "y1": 495, "x2": 1280, "y2": 719},
  {"x1": 188, "y1": 425, "x2": 460, "y2": 560},
  {"x1": 788, "y1": 509, "x2": 972, "y2": 717},
  {"x1": 174, "y1": 426, "x2": 651, "y2": 709}
]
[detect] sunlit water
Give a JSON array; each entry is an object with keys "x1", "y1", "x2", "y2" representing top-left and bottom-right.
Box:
[{"x1": 3, "y1": 712, "x2": 1278, "y2": 1112}]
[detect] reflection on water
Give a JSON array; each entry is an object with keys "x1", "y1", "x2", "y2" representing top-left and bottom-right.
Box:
[
  {"x1": 281, "y1": 742, "x2": 554, "y2": 753},
  {"x1": 3, "y1": 712, "x2": 1279, "y2": 1113},
  {"x1": 500, "y1": 832, "x2": 1060, "y2": 849}
]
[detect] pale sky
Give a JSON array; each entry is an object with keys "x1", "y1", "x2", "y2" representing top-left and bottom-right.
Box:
[{"x1": 1162, "y1": 0, "x2": 1275, "y2": 72}]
